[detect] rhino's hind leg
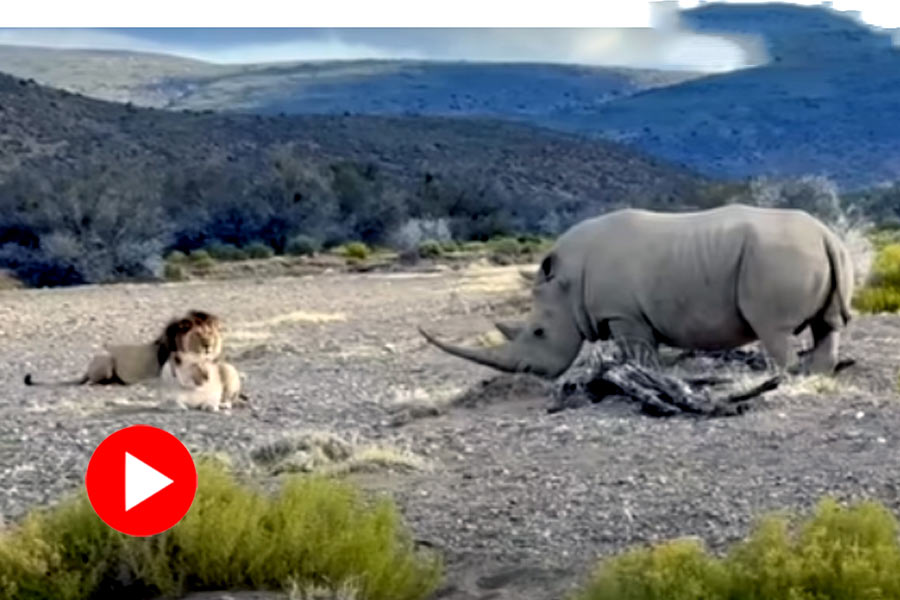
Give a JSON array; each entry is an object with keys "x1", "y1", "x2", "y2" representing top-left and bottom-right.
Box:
[{"x1": 806, "y1": 320, "x2": 841, "y2": 375}]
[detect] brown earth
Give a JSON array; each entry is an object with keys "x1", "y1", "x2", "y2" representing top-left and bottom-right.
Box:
[{"x1": 1, "y1": 263, "x2": 899, "y2": 599}]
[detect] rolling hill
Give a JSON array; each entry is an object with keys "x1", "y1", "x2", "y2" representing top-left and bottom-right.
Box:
[
  {"x1": 0, "y1": 45, "x2": 700, "y2": 118},
  {"x1": 0, "y1": 71, "x2": 701, "y2": 205},
  {"x1": 3, "y1": 4, "x2": 897, "y2": 189},
  {"x1": 566, "y1": 3, "x2": 900, "y2": 189}
]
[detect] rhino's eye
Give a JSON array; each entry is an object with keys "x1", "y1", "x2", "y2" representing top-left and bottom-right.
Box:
[{"x1": 533, "y1": 328, "x2": 545, "y2": 338}]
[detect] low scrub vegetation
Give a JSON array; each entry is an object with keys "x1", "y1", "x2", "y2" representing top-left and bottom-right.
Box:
[
  {"x1": 205, "y1": 242, "x2": 248, "y2": 262},
  {"x1": 417, "y1": 239, "x2": 443, "y2": 259},
  {"x1": 286, "y1": 234, "x2": 320, "y2": 257},
  {"x1": 0, "y1": 149, "x2": 890, "y2": 289},
  {"x1": 0, "y1": 459, "x2": 441, "y2": 600},
  {"x1": 573, "y1": 497, "x2": 900, "y2": 600},
  {"x1": 340, "y1": 242, "x2": 371, "y2": 261},
  {"x1": 244, "y1": 241, "x2": 275, "y2": 260},
  {"x1": 853, "y1": 241, "x2": 900, "y2": 313}
]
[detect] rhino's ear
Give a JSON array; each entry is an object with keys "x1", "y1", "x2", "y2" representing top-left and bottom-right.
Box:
[{"x1": 538, "y1": 254, "x2": 555, "y2": 283}]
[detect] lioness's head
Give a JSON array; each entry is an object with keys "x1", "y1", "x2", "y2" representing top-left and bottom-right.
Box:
[{"x1": 163, "y1": 310, "x2": 223, "y2": 361}]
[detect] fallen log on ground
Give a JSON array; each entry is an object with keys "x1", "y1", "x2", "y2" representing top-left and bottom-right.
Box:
[{"x1": 550, "y1": 343, "x2": 783, "y2": 418}]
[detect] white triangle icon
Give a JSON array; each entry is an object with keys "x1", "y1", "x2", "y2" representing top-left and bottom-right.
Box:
[{"x1": 125, "y1": 452, "x2": 174, "y2": 511}]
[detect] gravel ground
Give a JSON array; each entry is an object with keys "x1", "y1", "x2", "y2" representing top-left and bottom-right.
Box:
[{"x1": 1, "y1": 263, "x2": 899, "y2": 600}]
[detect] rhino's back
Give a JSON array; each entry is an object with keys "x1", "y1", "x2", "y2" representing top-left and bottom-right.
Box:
[{"x1": 566, "y1": 204, "x2": 830, "y2": 348}]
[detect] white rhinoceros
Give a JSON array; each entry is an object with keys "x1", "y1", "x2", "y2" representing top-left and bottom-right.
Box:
[{"x1": 420, "y1": 203, "x2": 854, "y2": 378}]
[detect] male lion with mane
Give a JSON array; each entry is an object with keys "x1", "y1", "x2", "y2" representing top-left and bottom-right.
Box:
[{"x1": 24, "y1": 310, "x2": 223, "y2": 387}]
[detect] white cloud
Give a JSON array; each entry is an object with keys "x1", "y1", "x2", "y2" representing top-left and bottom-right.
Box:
[{"x1": 0, "y1": 1, "x2": 893, "y2": 72}]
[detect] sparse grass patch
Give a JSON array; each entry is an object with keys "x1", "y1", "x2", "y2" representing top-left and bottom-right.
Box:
[
  {"x1": 244, "y1": 241, "x2": 275, "y2": 260},
  {"x1": 853, "y1": 242, "x2": 900, "y2": 313},
  {"x1": 250, "y1": 432, "x2": 430, "y2": 476},
  {"x1": 459, "y1": 241, "x2": 486, "y2": 253},
  {"x1": 782, "y1": 373, "x2": 844, "y2": 397},
  {"x1": 573, "y1": 497, "x2": 900, "y2": 600},
  {"x1": 0, "y1": 459, "x2": 441, "y2": 600}
]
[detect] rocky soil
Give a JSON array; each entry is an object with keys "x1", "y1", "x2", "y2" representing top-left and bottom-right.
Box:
[{"x1": 1, "y1": 263, "x2": 899, "y2": 600}]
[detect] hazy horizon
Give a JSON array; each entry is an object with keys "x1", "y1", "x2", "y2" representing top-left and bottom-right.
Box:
[{"x1": 2, "y1": 1, "x2": 895, "y2": 72}]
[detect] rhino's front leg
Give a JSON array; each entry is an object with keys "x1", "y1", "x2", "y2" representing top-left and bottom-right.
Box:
[{"x1": 608, "y1": 319, "x2": 661, "y2": 370}]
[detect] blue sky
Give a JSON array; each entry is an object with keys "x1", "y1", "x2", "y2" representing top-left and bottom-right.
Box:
[{"x1": 0, "y1": 1, "x2": 895, "y2": 71}]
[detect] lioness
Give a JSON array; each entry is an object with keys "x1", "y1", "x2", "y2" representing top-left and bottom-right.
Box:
[
  {"x1": 159, "y1": 352, "x2": 247, "y2": 412},
  {"x1": 24, "y1": 309, "x2": 223, "y2": 387}
]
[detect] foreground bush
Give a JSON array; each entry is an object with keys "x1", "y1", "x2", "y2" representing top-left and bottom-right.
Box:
[
  {"x1": 853, "y1": 242, "x2": 900, "y2": 313},
  {"x1": 0, "y1": 460, "x2": 441, "y2": 600},
  {"x1": 574, "y1": 497, "x2": 900, "y2": 600}
]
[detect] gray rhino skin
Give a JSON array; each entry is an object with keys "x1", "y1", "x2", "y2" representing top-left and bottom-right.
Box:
[{"x1": 420, "y1": 203, "x2": 854, "y2": 378}]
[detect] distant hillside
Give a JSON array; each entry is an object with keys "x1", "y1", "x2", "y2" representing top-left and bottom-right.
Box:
[
  {"x1": 546, "y1": 4, "x2": 900, "y2": 189},
  {"x1": 0, "y1": 46, "x2": 700, "y2": 117},
  {"x1": 3, "y1": 4, "x2": 900, "y2": 189},
  {"x1": 0, "y1": 72, "x2": 706, "y2": 286}
]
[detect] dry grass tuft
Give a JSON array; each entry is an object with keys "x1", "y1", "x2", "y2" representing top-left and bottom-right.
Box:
[{"x1": 250, "y1": 431, "x2": 431, "y2": 476}]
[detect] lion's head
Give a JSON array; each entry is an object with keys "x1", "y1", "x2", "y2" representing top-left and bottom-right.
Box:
[{"x1": 163, "y1": 310, "x2": 223, "y2": 361}]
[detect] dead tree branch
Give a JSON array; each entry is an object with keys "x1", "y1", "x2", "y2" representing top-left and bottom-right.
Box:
[{"x1": 551, "y1": 343, "x2": 783, "y2": 418}]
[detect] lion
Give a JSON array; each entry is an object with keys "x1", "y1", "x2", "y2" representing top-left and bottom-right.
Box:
[
  {"x1": 159, "y1": 352, "x2": 247, "y2": 412},
  {"x1": 166, "y1": 310, "x2": 223, "y2": 360},
  {"x1": 23, "y1": 309, "x2": 223, "y2": 387}
]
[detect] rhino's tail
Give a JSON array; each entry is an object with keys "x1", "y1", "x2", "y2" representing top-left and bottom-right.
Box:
[{"x1": 822, "y1": 231, "x2": 854, "y2": 328}]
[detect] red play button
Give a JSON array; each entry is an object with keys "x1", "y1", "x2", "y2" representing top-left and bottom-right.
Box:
[{"x1": 85, "y1": 424, "x2": 197, "y2": 537}]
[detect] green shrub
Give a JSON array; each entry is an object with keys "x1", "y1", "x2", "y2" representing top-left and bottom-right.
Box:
[
  {"x1": 417, "y1": 240, "x2": 443, "y2": 259},
  {"x1": 853, "y1": 242, "x2": 900, "y2": 314},
  {"x1": 285, "y1": 235, "x2": 320, "y2": 257},
  {"x1": 341, "y1": 242, "x2": 370, "y2": 260},
  {"x1": 488, "y1": 237, "x2": 521, "y2": 257},
  {"x1": 0, "y1": 460, "x2": 441, "y2": 600},
  {"x1": 244, "y1": 241, "x2": 275, "y2": 260},
  {"x1": 163, "y1": 262, "x2": 186, "y2": 281},
  {"x1": 166, "y1": 250, "x2": 188, "y2": 263},
  {"x1": 206, "y1": 242, "x2": 248, "y2": 262},
  {"x1": 188, "y1": 250, "x2": 215, "y2": 272},
  {"x1": 853, "y1": 287, "x2": 900, "y2": 313},
  {"x1": 486, "y1": 237, "x2": 522, "y2": 264},
  {"x1": 573, "y1": 497, "x2": 900, "y2": 600},
  {"x1": 440, "y1": 240, "x2": 460, "y2": 253},
  {"x1": 189, "y1": 249, "x2": 211, "y2": 263},
  {"x1": 871, "y1": 244, "x2": 900, "y2": 289}
]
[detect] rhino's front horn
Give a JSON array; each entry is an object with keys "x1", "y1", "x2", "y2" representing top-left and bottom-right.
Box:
[{"x1": 418, "y1": 327, "x2": 519, "y2": 373}]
